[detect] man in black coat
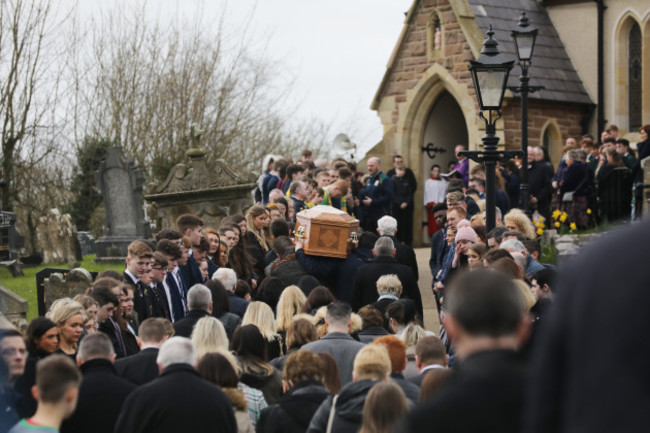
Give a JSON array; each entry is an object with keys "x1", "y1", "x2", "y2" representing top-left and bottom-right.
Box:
[
  {"x1": 172, "y1": 284, "x2": 212, "y2": 338},
  {"x1": 524, "y1": 220, "x2": 650, "y2": 433},
  {"x1": 212, "y1": 267, "x2": 249, "y2": 318},
  {"x1": 397, "y1": 270, "x2": 530, "y2": 433},
  {"x1": 115, "y1": 337, "x2": 237, "y2": 433},
  {"x1": 377, "y1": 215, "x2": 419, "y2": 281},
  {"x1": 351, "y1": 236, "x2": 423, "y2": 319},
  {"x1": 115, "y1": 318, "x2": 168, "y2": 386},
  {"x1": 408, "y1": 336, "x2": 448, "y2": 387},
  {"x1": 60, "y1": 334, "x2": 136, "y2": 433},
  {"x1": 527, "y1": 146, "x2": 553, "y2": 223}
]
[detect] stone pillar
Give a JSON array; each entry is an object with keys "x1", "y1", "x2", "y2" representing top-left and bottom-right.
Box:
[{"x1": 95, "y1": 147, "x2": 151, "y2": 262}]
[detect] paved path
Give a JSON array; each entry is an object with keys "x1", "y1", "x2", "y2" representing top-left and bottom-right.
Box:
[{"x1": 415, "y1": 247, "x2": 440, "y2": 333}]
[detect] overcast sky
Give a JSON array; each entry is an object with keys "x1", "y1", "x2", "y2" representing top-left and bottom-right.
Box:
[{"x1": 78, "y1": 0, "x2": 413, "y2": 157}]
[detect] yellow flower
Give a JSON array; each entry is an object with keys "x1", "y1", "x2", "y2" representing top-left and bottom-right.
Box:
[
  {"x1": 570, "y1": 222, "x2": 577, "y2": 231},
  {"x1": 554, "y1": 221, "x2": 560, "y2": 228},
  {"x1": 536, "y1": 228, "x2": 544, "y2": 236},
  {"x1": 552, "y1": 209, "x2": 561, "y2": 219},
  {"x1": 587, "y1": 208, "x2": 592, "y2": 215},
  {"x1": 560, "y1": 213, "x2": 567, "y2": 223}
]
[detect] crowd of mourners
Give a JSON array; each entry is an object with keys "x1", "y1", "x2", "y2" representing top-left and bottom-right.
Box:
[{"x1": 0, "y1": 125, "x2": 648, "y2": 433}]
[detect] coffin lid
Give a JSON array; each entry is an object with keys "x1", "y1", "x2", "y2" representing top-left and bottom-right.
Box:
[{"x1": 296, "y1": 205, "x2": 359, "y2": 225}]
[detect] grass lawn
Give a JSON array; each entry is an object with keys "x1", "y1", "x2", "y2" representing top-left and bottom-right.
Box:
[{"x1": 0, "y1": 255, "x2": 124, "y2": 320}]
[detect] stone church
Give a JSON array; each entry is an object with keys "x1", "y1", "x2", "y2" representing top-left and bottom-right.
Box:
[{"x1": 369, "y1": 0, "x2": 649, "y2": 245}]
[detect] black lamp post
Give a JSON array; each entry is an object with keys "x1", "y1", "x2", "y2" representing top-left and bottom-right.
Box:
[
  {"x1": 509, "y1": 10, "x2": 544, "y2": 212},
  {"x1": 459, "y1": 26, "x2": 521, "y2": 232}
]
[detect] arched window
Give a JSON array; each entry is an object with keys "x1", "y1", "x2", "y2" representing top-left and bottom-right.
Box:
[
  {"x1": 541, "y1": 120, "x2": 562, "y2": 166},
  {"x1": 427, "y1": 12, "x2": 443, "y2": 60},
  {"x1": 628, "y1": 22, "x2": 642, "y2": 131}
]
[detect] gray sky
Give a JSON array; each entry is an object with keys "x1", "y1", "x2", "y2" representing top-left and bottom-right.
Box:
[{"x1": 79, "y1": 0, "x2": 412, "y2": 158}]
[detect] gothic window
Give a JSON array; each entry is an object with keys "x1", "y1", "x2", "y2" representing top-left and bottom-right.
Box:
[
  {"x1": 628, "y1": 22, "x2": 642, "y2": 131},
  {"x1": 427, "y1": 12, "x2": 443, "y2": 59}
]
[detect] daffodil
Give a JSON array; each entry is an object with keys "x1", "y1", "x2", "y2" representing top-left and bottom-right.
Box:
[
  {"x1": 570, "y1": 222, "x2": 577, "y2": 231},
  {"x1": 555, "y1": 221, "x2": 560, "y2": 228},
  {"x1": 560, "y1": 213, "x2": 567, "y2": 223},
  {"x1": 552, "y1": 209, "x2": 561, "y2": 219},
  {"x1": 587, "y1": 208, "x2": 592, "y2": 215},
  {"x1": 536, "y1": 228, "x2": 543, "y2": 236}
]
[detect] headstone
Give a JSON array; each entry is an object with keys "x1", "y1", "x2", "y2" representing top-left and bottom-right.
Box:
[
  {"x1": 36, "y1": 209, "x2": 80, "y2": 265},
  {"x1": 40, "y1": 268, "x2": 95, "y2": 314},
  {"x1": 94, "y1": 147, "x2": 151, "y2": 262},
  {"x1": 0, "y1": 211, "x2": 24, "y2": 261},
  {"x1": 642, "y1": 156, "x2": 650, "y2": 218},
  {"x1": 145, "y1": 125, "x2": 257, "y2": 229},
  {"x1": 0, "y1": 285, "x2": 29, "y2": 331},
  {"x1": 77, "y1": 231, "x2": 96, "y2": 256}
]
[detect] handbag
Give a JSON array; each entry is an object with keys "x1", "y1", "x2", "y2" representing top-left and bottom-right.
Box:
[
  {"x1": 562, "y1": 172, "x2": 589, "y2": 202},
  {"x1": 325, "y1": 394, "x2": 340, "y2": 433}
]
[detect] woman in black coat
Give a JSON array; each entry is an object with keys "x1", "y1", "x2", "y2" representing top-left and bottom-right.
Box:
[
  {"x1": 559, "y1": 149, "x2": 590, "y2": 229},
  {"x1": 258, "y1": 350, "x2": 330, "y2": 433}
]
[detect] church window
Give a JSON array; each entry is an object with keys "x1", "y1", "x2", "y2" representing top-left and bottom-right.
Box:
[{"x1": 628, "y1": 22, "x2": 642, "y2": 131}]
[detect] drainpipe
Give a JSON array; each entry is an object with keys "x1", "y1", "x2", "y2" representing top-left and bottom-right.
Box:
[{"x1": 596, "y1": 0, "x2": 605, "y2": 138}]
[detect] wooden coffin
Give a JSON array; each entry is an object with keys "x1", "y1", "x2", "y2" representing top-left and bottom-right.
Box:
[{"x1": 295, "y1": 205, "x2": 360, "y2": 258}]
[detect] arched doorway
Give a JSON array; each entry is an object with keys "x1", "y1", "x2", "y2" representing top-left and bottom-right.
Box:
[{"x1": 420, "y1": 90, "x2": 469, "y2": 244}]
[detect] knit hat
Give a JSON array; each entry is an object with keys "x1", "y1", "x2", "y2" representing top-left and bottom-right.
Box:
[{"x1": 455, "y1": 219, "x2": 478, "y2": 243}]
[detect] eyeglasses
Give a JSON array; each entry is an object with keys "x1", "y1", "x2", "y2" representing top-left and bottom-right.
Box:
[
  {"x1": 152, "y1": 266, "x2": 169, "y2": 272},
  {"x1": 2, "y1": 348, "x2": 27, "y2": 356}
]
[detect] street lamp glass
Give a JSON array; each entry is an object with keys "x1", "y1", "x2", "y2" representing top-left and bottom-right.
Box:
[
  {"x1": 475, "y1": 68, "x2": 509, "y2": 108},
  {"x1": 513, "y1": 32, "x2": 535, "y2": 61}
]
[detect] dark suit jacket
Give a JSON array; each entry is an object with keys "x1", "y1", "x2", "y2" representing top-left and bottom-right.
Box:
[
  {"x1": 114, "y1": 364, "x2": 237, "y2": 433},
  {"x1": 399, "y1": 350, "x2": 524, "y2": 433},
  {"x1": 115, "y1": 347, "x2": 160, "y2": 386},
  {"x1": 386, "y1": 235, "x2": 419, "y2": 281},
  {"x1": 351, "y1": 256, "x2": 423, "y2": 319},
  {"x1": 179, "y1": 254, "x2": 204, "y2": 289},
  {"x1": 227, "y1": 291, "x2": 249, "y2": 318},
  {"x1": 429, "y1": 227, "x2": 449, "y2": 282},
  {"x1": 61, "y1": 359, "x2": 136, "y2": 433},
  {"x1": 172, "y1": 310, "x2": 210, "y2": 338}
]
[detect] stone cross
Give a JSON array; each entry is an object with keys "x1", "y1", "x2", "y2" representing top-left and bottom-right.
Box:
[{"x1": 186, "y1": 124, "x2": 205, "y2": 148}]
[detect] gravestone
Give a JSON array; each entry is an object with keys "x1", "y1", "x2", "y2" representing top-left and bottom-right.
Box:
[
  {"x1": 0, "y1": 211, "x2": 25, "y2": 275},
  {"x1": 0, "y1": 285, "x2": 29, "y2": 331},
  {"x1": 95, "y1": 147, "x2": 151, "y2": 262},
  {"x1": 145, "y1": 125, "x2": 257, "y2": 229},
  {"x1": 642, "y1": 156, "x2": 650, "y2": 218},
  {"x1": 39, "y1": 268, "x2": 95, "y2": 314},
  {"x1": 36, "y1": 209, "x2": 80, "y2": 264},
  {"x1": 77, "y1": 231, "x2": 96, "y2": 256}
]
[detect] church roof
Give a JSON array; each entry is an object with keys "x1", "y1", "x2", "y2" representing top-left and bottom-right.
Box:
[
  {"x1": 467, "y1": 0, "x2": 593, "y2": 105},
  {"x1": 372, "y1": 0, "x2": 593, "y2": 109}
]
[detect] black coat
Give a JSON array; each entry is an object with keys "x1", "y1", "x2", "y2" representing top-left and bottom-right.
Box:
[
  {"x1": 357, "y1": 326, "x2": 390, "y2": 344},
  {"x1": 228, "y1": 292, "x2": 249, "y2": 318},
  {"x1": 333, "y1": 248, "x2": 373, "y2": 302},
  {"x1": 524, "y1": 220, "x2": 650, "y2": 433},
  {"x1": 179, "y1": 254, "x2": 204, "y2": 290},
  {"x1": 61, "y1": 359, "x2": 136, "y2": 433},
  {"x1": 351, "y1": 256, "x2": 423, "y2": 319},
  {"x1": 429, "y1": 227, "x2": 449, "y2": 281},
  {"x1": 385, "y1": 235, "x2": 418, "y2": 281},
  {"x1": 172, "y1": 309, "x2": 210, "y2": 338},
  {"x1": 307, "y1": 379, "x2": 378, "y2": 433},
  {"x1": 398, "y1": 350, "x2": 525, "y2": 433},
  {"x1": 390, "y1": 372, "x2": 420, "y2": 405},
  {"x1": 114, "y1": 363, "x2": 237, "y2": 433},
  {"x1": 257, "y1": 380, "x2": 329, "y2": 433},
  {"x1": 115, "y1": 347, "x2": 160, "y2": 386}
]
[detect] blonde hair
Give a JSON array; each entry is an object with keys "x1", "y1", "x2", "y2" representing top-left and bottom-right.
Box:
[
  {"x1": 504, "y1": 208, "x2": 537, "y2": 240},
  {"x1": 350, "y1": 313, "x2": 363, "y2": 334},
  {"x1": 399, "y1": 324, "x2": 427, "y2": 348},
  {"x1": 353, "y1": 344, "x2": 391, "y2": 381},
  {"x1": 312, "y1": 306, "x2": 329, "y2": 339},
  {"x1": 376, "y1": 274, "x2": 402, "y2": 297},
  {"x1": 242, "y1": 301, "x2": 278, "y2": 342},
  {"x1": 245, "y1": 205, "x2": 271, "y2": 252},
  {"x1": 191, "y1": 317, "x2": 229, "y2": 361},
  {"x1": 276, "y1": 286, "x2": 307, "y2": 333},
  {"x1": 46, "y1": 298, "x2": 86, "y2": 326}
]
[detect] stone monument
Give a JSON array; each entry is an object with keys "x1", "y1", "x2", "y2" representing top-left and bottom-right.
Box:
[
  {"x1": 36, "y1": 209, "x2": 80, "y2": 264},
  {"x1": 145, "y1": 125, "x2": 257, "y2": 229},
  {"x1": 0, "y1": 210, "x2": 25, "y2": 276},
  {"x1": 643, "y1": 156, "x2": 650, "y2": 218},
  {"x1": 0, "y1": 285, "x2": 29, "y2": 331},
  {"x1": 42, "y1": 268, "x2": 94, "y2": 312},
  {"x1": 95, "y1": 147, "x2": 151, "y2": 262}
]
